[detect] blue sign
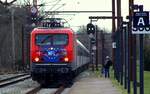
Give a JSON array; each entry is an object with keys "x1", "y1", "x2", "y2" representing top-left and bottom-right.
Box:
[
  {"x1": 132, "y1": 11, "x2": 150, "y2": 34},
  {"x1": 133, "y1": 11, "x2": 149, "y2": 27}
]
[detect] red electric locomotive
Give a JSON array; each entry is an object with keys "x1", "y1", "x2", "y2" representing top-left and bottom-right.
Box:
[{"x1": 30, "y1": 18, "x2": 90, "y2": 85}]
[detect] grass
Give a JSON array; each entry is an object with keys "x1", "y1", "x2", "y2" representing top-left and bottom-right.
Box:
[
  {"x1": 144, "y1": 71, "x2": 150, "y2": 94},
  {"x1": 109, "y1": 68, "x2": 150, "y2": 94},
  {"x1": 92, "y1": 65, "x2": 150, "y2": 94},
  {"x1": 93, "y1": 67, "x2": 127, "y2": 93},
  {"x1": 109, "y1": 68, "x2": 128, "y2": 94}
]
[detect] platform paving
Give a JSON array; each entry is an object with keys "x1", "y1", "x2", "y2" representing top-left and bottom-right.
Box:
[{"x1": 68, "y1": 71, "x2": 121, "y2": 94}]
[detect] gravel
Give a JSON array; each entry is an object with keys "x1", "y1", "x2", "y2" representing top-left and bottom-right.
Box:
[
  {"x1": 36, "y1": 88, "x2": 71, "y2": 94},
  {"x1": 0, "y1": 73, "x2": 23, "y2": 80},
  {"x1": 0, "y1": 78, "x2": 39, "y2": 94},
  {"x1": 0, "y1": 70, "x2": 92, "y2": 94}
]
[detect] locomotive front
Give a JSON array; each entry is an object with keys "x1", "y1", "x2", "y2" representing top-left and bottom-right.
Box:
[{"x1": 30, "y1": 28, "x2": 74, "y2": 83}]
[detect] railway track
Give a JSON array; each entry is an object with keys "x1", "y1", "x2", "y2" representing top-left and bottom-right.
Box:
[
  {"x1": 0, "y1": 73, "x2": 28, "y2": 83},
  {"x1": 53, "y1": 85, "x2": 65, "y2": 94},
  {"x1": 0, "y1": 73, "x2": 31, "y2": 88},
  {"x1": 25, "y1": 85, "x2": 66, "y2": 94},
  {"x1": 26, "y1": 85, "x2": 41, "y2": 94}
]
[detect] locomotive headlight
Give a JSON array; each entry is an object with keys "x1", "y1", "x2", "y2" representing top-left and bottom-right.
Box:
[
  {"x1": 64, "y1": 57, "x2": 69, "y2": 62},
  {"x1": 34, "y1": 57, "x2": 40, "y2": 62}
]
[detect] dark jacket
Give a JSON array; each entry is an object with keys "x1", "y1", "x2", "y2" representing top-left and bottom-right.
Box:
[{"x1": 104, "y1": 59, "x2": 112, "y2": 69}]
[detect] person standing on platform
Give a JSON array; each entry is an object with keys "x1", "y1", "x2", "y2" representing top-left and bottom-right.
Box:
[{"x1": 104, "y1": 56, "x2": 112, "y2": 78}]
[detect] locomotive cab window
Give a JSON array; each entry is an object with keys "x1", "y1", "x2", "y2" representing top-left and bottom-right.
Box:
[
  {"x1": 36, "y1": 34, "x2": 68, "y2": 46},
  {"x1": 53, "y1": 34, "x2": 68, "y2": 45}
]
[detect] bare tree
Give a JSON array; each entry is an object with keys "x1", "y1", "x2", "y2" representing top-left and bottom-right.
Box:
[
  {"x1": 0, "y1": 0, "x2": 17, "y2": 6},
  {"x1": 16, "y1": 0, "x2": 31, "y2": 6}
]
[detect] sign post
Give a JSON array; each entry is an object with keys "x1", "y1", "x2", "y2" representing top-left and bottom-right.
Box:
[
  {"x1": 132, "y1": 5, "x2": 147, "y2": 94},
  {"x1": 87, "y1": 23, "x2": 96, "y2": 71}
]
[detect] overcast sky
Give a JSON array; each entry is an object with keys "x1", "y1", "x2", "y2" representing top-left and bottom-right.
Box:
[
  {"x1": 40, "y1": 0, "x2": 150, "y2": 31},
  {"x1": 4, "y1": 0, "x2": 150, "y2": 31}
]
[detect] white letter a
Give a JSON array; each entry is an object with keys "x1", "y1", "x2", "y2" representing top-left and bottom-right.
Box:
[{"x1": 137, "y1": 17, "x2": 145, "y2": 26}]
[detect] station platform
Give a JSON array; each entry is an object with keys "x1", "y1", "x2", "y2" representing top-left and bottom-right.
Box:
[{"x1": 68, "y1": 71, "x2": 121, "y2": 94}]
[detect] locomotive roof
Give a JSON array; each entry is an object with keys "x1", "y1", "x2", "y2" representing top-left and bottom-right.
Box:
[{"x1": 31, "y1": 27, "x2": 75, "y2": 34}]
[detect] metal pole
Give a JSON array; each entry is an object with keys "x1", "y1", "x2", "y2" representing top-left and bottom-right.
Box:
[
  {"x1": 101, "y1": 30, "x2": 104, "y2": 67},
  {"x1": 123, "y1": 26, "x2": 127, "y2": 89},
  {"x1": 132, "y1": 4, "x2": 137, "y2": 94},
  {"x1": 92, "y1": 53, "x2": 94, "y2": 71},
  {"x1": 33, "y1": 0, "x2": 37, "y2": 6},
  {"x1": 11, "y1": 9, "x2": 16, "y2": 70},
  {"x1": 133, "y1": 35, "x2": 137, "y2": 94},
  {"x1": 139, "y1": 34, "x2": 144, "y2": 94},
  {"x1": 139, "y1": 5, "x2": 144, "y2": 94},
  {"x1": 129, "y1": 0, "x2": 134, "y2": 81},
  {"x1": 116, "y1": 30, "x2": 120, "y2": 82},
  {"x1": 127, "y1": 23, "x2": 131, "y2": 94},
  {"x1": 120, "y1": 20, "x2": 124, "y2": 85},
  {"x1": 45, "y1": 11, "x2": 112, "y2": 14},
  {"x1": 112, "y1": 0, "x2": 116, "y2": 79},
  {"x1": 133, "y1": 31, "x2": 137, "y2": 94},
  {"x1": 117, "y1": 0, "x2": 121, "y2": 28},
  {"x1": 90, "y1": 41, "x2": 94, "y2": 71},
  {"x1": 96, "y1": 25, "x2": 98, "y2": 71},
  {"x1": 116, "y1": 0, "x2": 122, "y2": 84}
]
